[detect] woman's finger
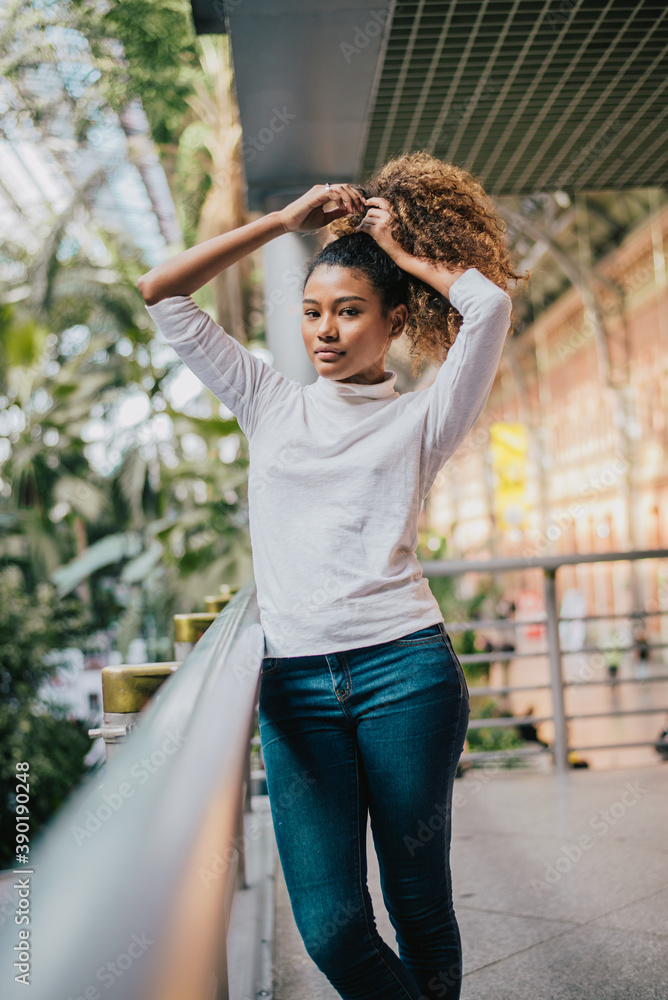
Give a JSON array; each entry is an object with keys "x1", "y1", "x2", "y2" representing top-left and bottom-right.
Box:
[
  {"x1": 340, "y1": 183, "x2": 366, "y2": 213},
  {"x1": 319, "y1": 183, "x2": 345, "y2": 213},
  {"x1": 315, "y1": 182, "x2": 365, "y2": 214},
  {"x1": 327, "y1": 183, "x2": 365, "y2": 215},
  {"x1": 329, "y1": 183, "x2": 358, "y2": 215},
  {"x1": 328, "y1": 188, "x2": 350, "y2": 213}
]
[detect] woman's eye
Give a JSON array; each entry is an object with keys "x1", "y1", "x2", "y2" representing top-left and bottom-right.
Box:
[{"x1": 303, "y1": 308, "x2": 358, "y2": 317}]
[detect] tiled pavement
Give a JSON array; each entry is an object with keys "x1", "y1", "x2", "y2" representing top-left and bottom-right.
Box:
[{"x1": 272, "y1": 763, "x2": 668, "y2": 1000}]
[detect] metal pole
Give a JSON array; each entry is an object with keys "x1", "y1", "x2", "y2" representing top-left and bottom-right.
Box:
[
  {"x1": 244, "y1": 711, "x2": 253, "y2": 813},
  {"x1": 543, "y1": 568, "x2": 569, "y2": 773},
  {"x1": 235, "y1": 721, "x2": 251, "y2": 891}
]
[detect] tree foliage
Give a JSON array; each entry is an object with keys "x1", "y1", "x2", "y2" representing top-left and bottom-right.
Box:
[
  {"x1": 0, "y1": 566, "x2": 92, "y2": 864},
  {"x1": 0, "y1": 0, "x2": 260, "y2": 852}
]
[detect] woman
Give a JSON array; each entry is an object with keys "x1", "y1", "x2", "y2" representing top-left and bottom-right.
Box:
[{"x1": 138, "y1": 152, "x2": 524, "y2": 1000}]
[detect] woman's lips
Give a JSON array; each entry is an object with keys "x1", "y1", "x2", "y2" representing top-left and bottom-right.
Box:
[{"x1": 316, "y1": 350, "x2": 345, "y2": 361}]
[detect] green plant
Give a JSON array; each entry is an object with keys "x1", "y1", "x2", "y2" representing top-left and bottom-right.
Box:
[
  {"x1": 0, "y1": 567, "x2": 94, "y2": 866},
  {"x1": 465, "y1": 698, "x2": 526, "y2": 767}
]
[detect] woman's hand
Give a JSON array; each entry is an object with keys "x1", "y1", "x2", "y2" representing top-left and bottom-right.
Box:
[
  {"x1": 353, "y1": 196, "x2": 408, "y2": 264},
  {"x1": 358, "y1": 195, "x2": 467, "y2": 295},
  {"x1": 279, "y1": 183, "x2": 367, "y2": 233}
]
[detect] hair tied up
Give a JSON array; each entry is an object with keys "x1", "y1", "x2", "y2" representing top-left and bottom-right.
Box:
[{"x1": 321, "y1": 151, "x2": 528, "y2": 375}]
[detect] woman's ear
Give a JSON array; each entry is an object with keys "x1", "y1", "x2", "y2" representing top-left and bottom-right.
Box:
[{"x1": 389, "y1": 303, "x2": 408, "y2": 339}]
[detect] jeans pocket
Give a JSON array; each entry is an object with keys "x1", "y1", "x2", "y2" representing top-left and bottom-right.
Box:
[
  {"x1": 440, "y1": 630, "x2": 469, "y2": 699},
  {"x1": 390, "y1": 623, "x2": 444, "y2": 645},
  {"x1": 261, "y1": 656, "x2": 281, "y2": 676}
]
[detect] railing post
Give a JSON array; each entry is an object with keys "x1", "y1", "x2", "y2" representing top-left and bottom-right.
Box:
[
  {"x1": 88, "y1": 662, "x2": 178, "y2": 759},
  {"x1": 543, "y1": 568, "x2": 569, "y2": 773},
  {"x1": 173, "y1": 612, "x2": 218, "y2": 662}
]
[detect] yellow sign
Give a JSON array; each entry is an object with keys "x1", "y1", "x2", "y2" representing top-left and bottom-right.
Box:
[{"x1": 489, "y1": 423, "x2": 529, "y2": 531}]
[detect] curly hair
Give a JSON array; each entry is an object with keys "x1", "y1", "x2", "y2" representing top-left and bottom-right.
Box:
[{"x1": 309, "y1": 150, "x2": 528, "y2": 376}]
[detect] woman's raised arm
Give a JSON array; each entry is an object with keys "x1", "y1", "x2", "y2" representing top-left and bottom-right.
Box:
[
  {"x1": 137, "y1": 213, "x2": 286, "y2": 305},
  {"x1": 137, "y1": 183, "x2": 366, "y2": 305}
]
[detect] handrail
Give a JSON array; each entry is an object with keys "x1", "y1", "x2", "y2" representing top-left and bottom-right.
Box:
[
  {"x1": 423, "y1": 546, "x2": 668, "y2": 575},
  {"x1": 0, "y1": 581, "x2": 264, "y2": 1000},
  {"x1": 422, "y1": 548, "x2": 668, "y2": 771},
  {"x1": 445, "y1": 608, "x2": 668, "y2": 631},
  {"x1": 454, "y1": 642, "x2": 668, "y2": 664}
]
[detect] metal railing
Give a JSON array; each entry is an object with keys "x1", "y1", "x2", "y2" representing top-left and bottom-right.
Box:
[
  {"x1": 423, "y1": 548, "x2": 668, "y2": 773},
  {"x1": 0, "y1": 582, "x2": 265, "y2": 1000},
  {"x1": 3, "y1": 550, "x2": 666, "y2": 997}
]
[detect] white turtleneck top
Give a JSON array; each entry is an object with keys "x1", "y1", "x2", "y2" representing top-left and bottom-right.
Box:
[{"x1": 146, "y1": 268, "x2": 512, "y2": 656}]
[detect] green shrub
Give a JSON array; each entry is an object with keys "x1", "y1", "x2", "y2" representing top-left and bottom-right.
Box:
[{"x1": 0, "y1": 568, "x2": 94, "y2": 867}]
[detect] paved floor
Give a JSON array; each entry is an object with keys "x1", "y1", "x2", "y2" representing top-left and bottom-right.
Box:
[
  {"x1": 228, "y1": 797, "x2": 275, "y2": 1000},
  {"x1": 272, "y1": 763, "x2": 668, "y2": 1000}
]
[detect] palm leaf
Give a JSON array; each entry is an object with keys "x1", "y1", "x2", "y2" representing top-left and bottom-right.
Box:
[{"x1": 51, "y1": 532, "x2": 142, "y2": 596}]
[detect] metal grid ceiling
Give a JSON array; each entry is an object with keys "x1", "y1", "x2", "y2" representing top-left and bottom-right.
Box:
[{"x1": 362, "y1": 0, "x2": 668, "y2": 194}]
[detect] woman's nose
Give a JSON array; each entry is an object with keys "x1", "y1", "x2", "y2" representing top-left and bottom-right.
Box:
[{"x1": 317, "y1": 314, "x2": 337, "y2": 336}]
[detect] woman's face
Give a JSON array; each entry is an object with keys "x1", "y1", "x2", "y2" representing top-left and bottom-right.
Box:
[{"x1": 302, "y1": 265, "x2": 407, "y2": 385}]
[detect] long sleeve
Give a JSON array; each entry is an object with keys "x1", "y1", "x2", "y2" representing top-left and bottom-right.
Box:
[
  {"x1": 422, "y1": 268, "x2": 512, "y2": 470},
  {"x1": 145, "y1": 295, "x2": 296, "y2": 439}
]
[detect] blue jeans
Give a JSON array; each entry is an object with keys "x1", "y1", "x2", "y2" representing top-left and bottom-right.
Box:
[{"x1": 258, "y1": 622, "x2": 470, "y2": 1000}]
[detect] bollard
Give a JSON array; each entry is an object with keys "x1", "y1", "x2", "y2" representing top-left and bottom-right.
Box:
[
  {"x1": 205, "y1": 594, "x2": 232, "y2": 614},
  {"x1": 173, "y1": 612, "x2": 217, "y2": 662},
  {"x1": 88, "y1": 662, "x2": 178, "y2": 760},
  {"x1": 205, "y1": 584, "x2": 239, "y2": 613}
]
